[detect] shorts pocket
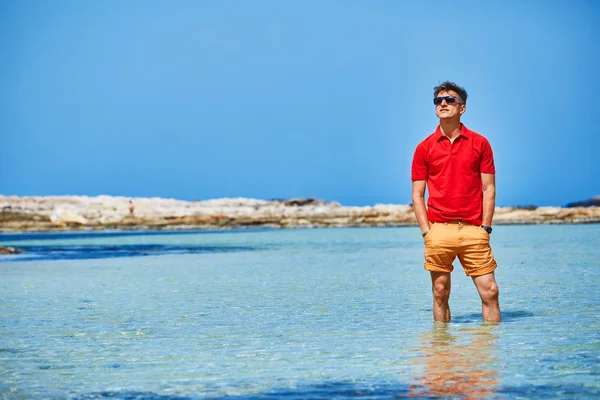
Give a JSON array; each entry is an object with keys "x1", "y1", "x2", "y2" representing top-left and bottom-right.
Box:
[
  {"x1": 477, "y1": 226, "x2": 490, "y2": 241},
  {"x1": 424, "y1": 222, "x2": 437, "y2": 243}
]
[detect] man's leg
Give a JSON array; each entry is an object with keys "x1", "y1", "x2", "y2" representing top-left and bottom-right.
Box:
[
  {"x1": 472, "y1": 272, "x2": 501, "y2": 322},
  {"x1": 430, "y1": 271, "x2": 451, "y2": 322},
  {"x1": 459, "y1": 225, "x2": 500, "y2": 322}
]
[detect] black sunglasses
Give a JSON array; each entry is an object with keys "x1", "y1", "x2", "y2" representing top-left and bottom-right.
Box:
[{"x1": 433, "y1": 96, "x2": 463, "y2": 105}]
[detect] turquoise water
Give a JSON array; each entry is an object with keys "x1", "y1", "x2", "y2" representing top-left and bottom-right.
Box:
[{"x1": 1, "y1": 225, "x2": 599, "y2": 399}]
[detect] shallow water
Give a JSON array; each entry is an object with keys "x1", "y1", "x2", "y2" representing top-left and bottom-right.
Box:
[{"x1": 1, "y1": 225, "x2": 599, "y2": 399}]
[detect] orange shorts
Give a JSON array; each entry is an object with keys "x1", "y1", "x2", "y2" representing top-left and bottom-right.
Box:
[{"x1": 424, "y1": 221, "x2": 497, "y2": 276}]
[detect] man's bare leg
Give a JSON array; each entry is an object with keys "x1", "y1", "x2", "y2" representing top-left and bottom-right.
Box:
[
  {"x1": 430, "y1": 271, "x2": 451, "y2": 322},
  {"x1": 472, "y1": 272, "x2": 501, "y2": 322}
]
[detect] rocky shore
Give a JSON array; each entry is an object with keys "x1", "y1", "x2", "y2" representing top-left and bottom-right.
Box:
[{"x1": 1, "y1": 195, "x2": 599, "y2": 232}]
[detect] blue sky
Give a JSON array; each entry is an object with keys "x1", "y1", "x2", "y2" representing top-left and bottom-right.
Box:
[{"x1": 1, "y1": 1, "x2": 598, "y2": 207}]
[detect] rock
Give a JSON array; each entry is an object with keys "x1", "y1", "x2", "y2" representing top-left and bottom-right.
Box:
[
  {"x1": 0, "y1": 246, "x2": 25, "y2": 254},
  {"x1": 566, "y1": 196, "x2": 600, "y2": 208},
  {"x1": 50, "y1": 208, "x2": 88, "y2": 225},
  {"x1": 0, "y1": 195, "x2": 599, "y2": 231},
  {"x1": 536, "y1": 207, "x2": 562, "y2": 216},
  {"x1": 512, "y1": 205, "x2": 538, "y2": 211},
  {"x1": 282, "y1": 198, "x2": 325, "y2": 207}
]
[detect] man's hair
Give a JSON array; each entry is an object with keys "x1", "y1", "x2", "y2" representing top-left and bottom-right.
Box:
[{"x1": 434, "y1": 81, "x2": 468, "y2": 104}]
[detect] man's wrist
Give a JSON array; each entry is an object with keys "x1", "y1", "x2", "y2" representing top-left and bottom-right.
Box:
[
  {"x1": 481, "y1": 225, "x2": 493, "y2": 234},
  {"x1": 422, "y1": 231, "x2": 428, "y2": 238}
]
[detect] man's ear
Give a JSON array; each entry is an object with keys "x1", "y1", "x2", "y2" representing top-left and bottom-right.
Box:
[{"x1": 460, "y1": 104, "x2": 466, "y2": 115}]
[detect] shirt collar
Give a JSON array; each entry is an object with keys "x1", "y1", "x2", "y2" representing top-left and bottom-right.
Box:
[{"x1": 436, "y1": 124, "x2": 470, "y2": 142}]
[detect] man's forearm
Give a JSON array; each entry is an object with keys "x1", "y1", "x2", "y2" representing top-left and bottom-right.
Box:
[
  {"x1": 412, "y1": 197, "x2": 430, "y2": 233},
  {"x1": 482, "y1": 187, "x2": 496, "y2": 226}
]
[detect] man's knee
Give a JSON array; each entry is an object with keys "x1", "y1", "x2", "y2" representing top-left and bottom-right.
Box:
[
  {"x1": 481, "y1": 282, "x2": 499, "y2": 303},
  {"x1": 432, "y1": 282, "x2": 450, "y2": 303}
]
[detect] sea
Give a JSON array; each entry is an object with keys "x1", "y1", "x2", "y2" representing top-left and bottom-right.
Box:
[{"x1": 1, "y1": 225, "x2": 599, "y2": 399}]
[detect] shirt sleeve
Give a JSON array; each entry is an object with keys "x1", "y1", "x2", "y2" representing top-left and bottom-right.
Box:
[
  {"x1": 480, "y1": 138, "x2": 496, "y2": 174},
  {"x1": 411, "y1": 143, "x2": 428, "y2": 181}
]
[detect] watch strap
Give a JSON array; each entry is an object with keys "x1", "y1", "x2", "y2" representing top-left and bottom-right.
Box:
[{"x1": 481, "y1": 225, "x2": 493, "y2": 234}]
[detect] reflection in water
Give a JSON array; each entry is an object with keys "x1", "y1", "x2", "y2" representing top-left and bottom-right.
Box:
[{"x1": 408, "y1": 324, "x2": 501, "y2": 398}]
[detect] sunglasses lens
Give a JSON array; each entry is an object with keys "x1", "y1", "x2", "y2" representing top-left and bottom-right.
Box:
[{"x1": 433, "y1": 96, "x2": 457, "y2": 105}]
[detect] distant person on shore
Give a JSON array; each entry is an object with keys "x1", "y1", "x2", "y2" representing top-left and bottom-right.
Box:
[
  {"x1": 411, "y1": 81, "x2": 500, "y2": 323},
  {"x1": 128, "y1": 200, "x2": 135, "y2": 218}
]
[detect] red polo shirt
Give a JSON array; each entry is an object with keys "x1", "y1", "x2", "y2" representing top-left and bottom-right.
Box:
[{"x1": 411, "y1": 124, "x2": 495, "y2": 226}]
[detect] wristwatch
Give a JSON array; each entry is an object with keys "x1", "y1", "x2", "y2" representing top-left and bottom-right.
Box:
[
  {"x1": 481, "y1": 225, "x2": 493, "y2": 234},
  {"x1": 422, "y1": 231, "x2": 428, "y2": 238}
]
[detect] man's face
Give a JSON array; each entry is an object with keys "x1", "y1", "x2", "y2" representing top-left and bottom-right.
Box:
[{"x1": 435, "y1": 90, "x2": 466, "y2": 120}]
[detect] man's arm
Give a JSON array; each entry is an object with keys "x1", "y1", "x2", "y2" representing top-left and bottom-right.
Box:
[
  {"x1": 481, "y1": 173, "x2": 496, "y2": 227},
  {"x1": 412, "y1": 180, "x2": 430, "y2": 235}
]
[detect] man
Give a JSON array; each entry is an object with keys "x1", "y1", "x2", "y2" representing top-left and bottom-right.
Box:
[
  {"x1": 411, "y1": 81, "x2": 500, "y2": 323},
  {"x1": 128, "y1": 200, "x2": 135, "y2": 218}
]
